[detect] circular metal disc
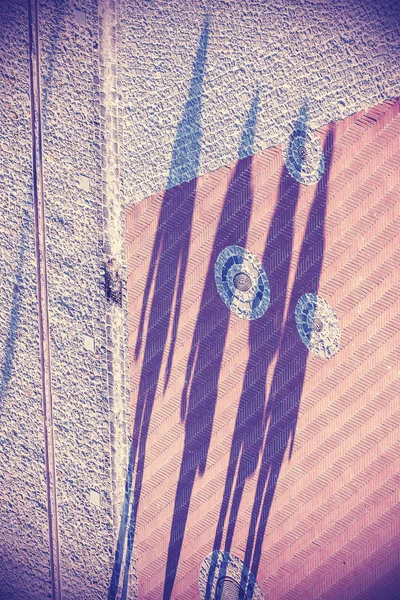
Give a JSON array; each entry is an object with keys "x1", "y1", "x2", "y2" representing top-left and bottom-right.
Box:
[
  {"x1": 199, "y1": 551, "x2": 264, "y2": 600},
  {"x1": 295, "y1": 293, "x2": 340, "y2": 358},
  {"x1": 215, "y1": 245, "x2": 270, "y2": 320},
  {"x1": 216, "y1": 576, "x2": 241, "y2": 599},
  {"x1": 283, "y1": 124, "x2": 325, "y2": 186}
]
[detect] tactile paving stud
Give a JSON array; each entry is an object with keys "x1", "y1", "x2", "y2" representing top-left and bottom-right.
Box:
[
  {"x1": 215, "y1": 245, "x2": 270, "y2": 320},
  {"x1": 295, "y1": 293, "x2": 340, "y2": 358}
]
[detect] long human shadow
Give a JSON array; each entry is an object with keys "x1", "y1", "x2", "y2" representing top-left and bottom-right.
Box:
[
  {"x1": 163, "y1": 91, "x2": 260, "y2": 600},
  {"x1": 203, "y1": 107, "x2": 307, "y2": 600},
  {"x1": 212, "y1": 117, "x2": 310, "y2": 562},
  {"x1": 0, "y1": 209, "x2": 30, "y2": 406},
  {"x1": 245, "y1": 123, "x2": 336, "y2": 587},
  {"x1": 107, "y1": 18, "x2": 210, "y2": 600}
]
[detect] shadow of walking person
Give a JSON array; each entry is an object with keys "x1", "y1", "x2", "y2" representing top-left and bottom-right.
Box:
[
  {"x1": 245, "y1": 123, "x2": 336, "y2": 588},
  {"x1": 108, "y1": 17, "x2": 210, "y2": 600},
  {"x1": 163, "y1": 90, "x2": 260, "y2": 600},
  {"x1": 204, "y1": 106, "x2": 308, "y2": 600},
  {"x1": 214, "y1": 137, "x2": 308, "y2": 559}
]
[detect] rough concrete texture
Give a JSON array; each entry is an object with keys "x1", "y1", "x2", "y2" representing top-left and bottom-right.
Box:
[
  {"x1": 38, "y1": 0, "x2": 129, "y2": 598},
  {"x1": 0, "y1": 1, "x2": 52, "y2": 599},
  {"x1": 1, "y1": 0, "x2": 132, "y2": 597},
  {"x1": 120, "y1": 0, "x2": 400, "y2": 202}
]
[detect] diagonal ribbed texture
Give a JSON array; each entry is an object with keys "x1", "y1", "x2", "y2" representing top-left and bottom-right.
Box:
[{"x1": 125, "y1": 98, "x2": 400, "y2": 600}]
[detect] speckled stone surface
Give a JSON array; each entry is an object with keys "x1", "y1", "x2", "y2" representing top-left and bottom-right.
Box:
[
  {"x1": 0, "y1": 0, "x2": 132, "y2": 597},
  {"x1": 120, "y1": 0, "x2": 399, "y2": 203},
  {"x1": 0, "y1": 1, "x2": 52, "y2": 599},
  {"x1": 38, "y1": 0, "x2": 125, "y2": 597}
]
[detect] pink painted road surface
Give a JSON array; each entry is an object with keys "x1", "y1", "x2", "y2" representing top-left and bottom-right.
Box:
[{"x1": 124, "y1": 98, "x2": 400, "y2": 600}]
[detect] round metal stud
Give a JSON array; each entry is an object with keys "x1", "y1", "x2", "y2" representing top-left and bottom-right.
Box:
[
  {"x1": 297, "y1": 144, "x2": 308, "y2": 162},
  {"x1": 233, "y1": 272, "x2": 252, "y2": 292},
  {"x1": 295, "y1": 293, "x2": 340, "y2": 359},
  {"x1": 312, "y1": 317, "x2": 324, "y2": 333},
  {"x1": 199, "y1": 551, "x2": 264, "y2": 600},
  {"x1": 283, "y1": 122, "x2": 325, "y2": 186},
  {"x1": 216, "y1": 576, "x2": 242, "y2": 599},
  {"x1": 215, "y1": 245, "x2": 270, "y2": 320}
]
